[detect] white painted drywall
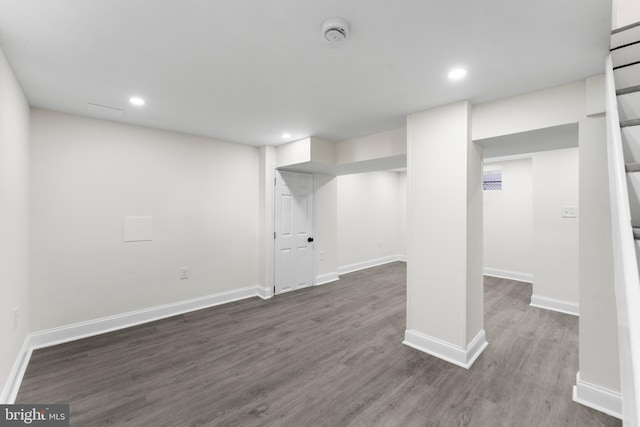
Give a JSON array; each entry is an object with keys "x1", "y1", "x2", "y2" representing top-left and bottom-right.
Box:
[
  {"x1": 406, "y1": 101, "x2": 483, "y2": 349},
  {"x1": 336, "y1": 127, "x2": 406, "y2": 164},
  {"x1": 483, "y1": 159, "x2": 533, "y2": 280},
  {"x1": 315, "y1": 174, "x2": 338, "y2": 280},
  {"x1": 579, "y1": 117, "x2": 620, "y2": 392},
  {"x1": 0, "y1": 47, "x2": 30, "y2": 401},
  {"x1": 258, "y1": 145, "x2": 276, "y2": 291},
  {"x1": 337, "y1": 171, "x2": 406, "y2": 269},
  {"x1": 613, "y1": 0, "x2": 640, "y2": 29},
  {"x1": 466, "y1": 127, "x2": 484, "y2": 340},
  {"x1": 532, "y1": 148, "x2": 580, "y2": 304},
  {"x1": 310, "y1": 138, "x2": 335, "y2": 165},
  {"x1": 276, "y1": 137, "x2": 310, "y2": 167},
  {"x1": 397, "y1": 172, "x2": 407, "y2": 256},
  {"x1": 29, "y1": 109, "x2": 260, "y2": 331},
  {"x1": 586, "y1": 75, "x2": 606, "y2": 117},
  {"x1": 472, "y1": 81, "x2": 585, "y2": 141}
]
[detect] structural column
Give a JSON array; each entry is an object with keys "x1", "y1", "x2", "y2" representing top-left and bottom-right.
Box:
[
  {"x1": 573, "y1": 106, "x2": 622, "y2": 415},
  {"x1": 257, "y1": 145, "x2": 276, "y2": 299},
  {"x1": 404, "y1": 100, "x2": 487, "y2": 368}
]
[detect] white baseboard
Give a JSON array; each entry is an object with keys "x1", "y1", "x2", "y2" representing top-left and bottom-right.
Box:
[
  {"x1": 29, "y1": 286, "x2": 258, "y2": 350},
  {"x1": 0, "y1": 336, "x2": 32, "y2": 404},
  {"x1": 338, "y1": 254, "x2": 406, "y2": 275},
  {"x1": 530, "y1": 294, "x2": 579, "y2": 316},
  {"x1": 484, "y1": 268, "x2": 533, "y2": 283},
  {"x1": 403, "y1": 329, "x2": 488, "y2": 369},
  {"x1": 257, "y1": 286, "x2": 274, "y2": 300},
  {"x1": 316, "y1": 272, "x2": 340, "y2": 286},
  {"x1": 573, "y1": 372, "x2": 622, "y2": 419}
]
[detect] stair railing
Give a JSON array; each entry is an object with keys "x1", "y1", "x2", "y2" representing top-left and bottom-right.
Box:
[{"x1": 605, "y1": 53, "x2": 640, "y2": 426}]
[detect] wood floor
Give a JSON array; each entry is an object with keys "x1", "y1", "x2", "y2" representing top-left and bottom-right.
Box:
[{"x1": 18, "y1": 262, "x2": 620, "y2": 426}]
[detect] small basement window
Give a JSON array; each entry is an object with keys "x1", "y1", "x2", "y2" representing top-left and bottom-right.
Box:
[{"x1": 483, "y1": 170, "x2": 502, "y2": 191}]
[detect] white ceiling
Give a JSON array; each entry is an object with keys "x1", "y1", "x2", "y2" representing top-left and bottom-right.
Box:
[{"x1": 0, "y1": 1, "x2": 611, "y2": 146}]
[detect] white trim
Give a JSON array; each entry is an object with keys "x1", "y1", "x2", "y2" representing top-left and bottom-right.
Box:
[
  {"x1": 29, "y1": 286, "x2": 258, "y2": 349},
  {"x1": 403, "y1": 329, "x2": 488, "y2": 369},
  {"x1": 0, "y1": 336, "x2": 32, "y2": 404},
  {"x1": 316, "y1": 272, "x2": 340, "y2": 286},
  {"x1": 338, "y1": 254, "x2": 406, "y2": 275},
  {"x1": 530, "y1": 294, "x2": 579, "y2": 316},
  {"x1": 483, "y1": 268, "x2": 533, "y2": 283},
  {"x1": 573, "y1": 372, "x2": 623, "y2": 419},
  {"x1": 256, "y1": 286, "x2": 274, "y2": 300}
]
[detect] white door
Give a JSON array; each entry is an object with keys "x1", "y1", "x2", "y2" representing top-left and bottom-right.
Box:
[{"x1": 274, "y1": 170, "x2": 314, "y2": 294}]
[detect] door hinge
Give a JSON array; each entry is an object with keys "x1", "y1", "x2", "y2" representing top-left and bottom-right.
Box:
[
  {"x1": 274, "y1": 177, "x2": 277, "y2": 186},
  {"x1": 274, "y1": 232, "x2": 276, "y2": 239}
]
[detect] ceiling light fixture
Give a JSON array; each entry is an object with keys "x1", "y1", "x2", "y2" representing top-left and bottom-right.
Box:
[
  {"x1": 282, "y1": 132, "x2": 291, "y2": 139},
  {"x1": 448, "y1": 68, "x2": 467, "y2": 81},
  {"x1": 129, "y1": 96, "x2": 145, "y2": 106},
  {"x1": 322, "y1": 17, "x2": 350, "y2": 43}
]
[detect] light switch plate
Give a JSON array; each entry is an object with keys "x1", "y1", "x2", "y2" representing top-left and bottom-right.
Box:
[
  {"x1": 562, "y1": 206, "x2": 578, "y2": 218},
  {"x1": 124, "y1": 216, "x2": 153, "y2": 242}
]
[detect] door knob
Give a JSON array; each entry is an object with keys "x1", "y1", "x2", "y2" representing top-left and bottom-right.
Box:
[{"x1": 308, "y1": 237, "x2": 314, "y2": 242}]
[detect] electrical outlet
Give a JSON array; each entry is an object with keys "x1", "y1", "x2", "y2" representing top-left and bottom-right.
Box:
[
  {"x1": 320, "y1": 251, "x2": 325, "y2": 261},
  {"x1": 13, "y1": 307, "x2": 19, "y2": 330},
  {"x1": 180, "y1": 267, "x2": 189, "y2": 280}
]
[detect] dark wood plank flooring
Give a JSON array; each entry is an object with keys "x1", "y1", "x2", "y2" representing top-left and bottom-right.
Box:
[{"x1": 17, "y1": 262, "x2": 621, "y2": 426}]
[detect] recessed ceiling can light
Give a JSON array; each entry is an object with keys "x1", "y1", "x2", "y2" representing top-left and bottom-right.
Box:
[
  {"x1": 448, "y1": 68, "x2": 467, "y2": 81},
  {"x1": 129, "y1": 96, "x2": 145, "y2": 106},
  {"x1": 282, "y1": 132, "x2": 291, "y2": 139}
]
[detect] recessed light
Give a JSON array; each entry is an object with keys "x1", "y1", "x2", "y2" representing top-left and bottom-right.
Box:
[
  {"x1": 129, "y1": 96, "x2": 145, "y2": 106},
  {"x1": 282, "y1": 132, "x2": 291, "y2": 139},
  {"x1": 448, "y1": 68, "x2": 467, "y2": 81}
]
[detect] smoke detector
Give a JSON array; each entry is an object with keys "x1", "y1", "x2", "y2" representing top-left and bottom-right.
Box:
[{"x1": 322, "y1": 17, "x2": 350, "y2": 43}]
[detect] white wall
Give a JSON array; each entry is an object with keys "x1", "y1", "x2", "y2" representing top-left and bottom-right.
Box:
[
  {"x1": 483, "y1": 159, "x2": 533, "y2": 281},
  {"x1": 336, "y1": 128, "x2": 406, "y2": 164},
  {"x1": 30, "y1": 109, "x2": 260, "y2": 331},
  {"x1": 613, "y1": 0, "x2": 640, "y2": 29},
  {"x1": 472, "y1": 81, "x2": 585, "y2": 141},
  {"x1": 531, "y1": 148, "x2": 580, "y2": 305},
  {"x1": 337, "y1": 171, "x2": 406, "y2": 270},
  {"x1": 484, "y1": 150, "x2": 580, "y2": 307},
  {"x1": 276, "y1": 137, "x2": 310, "y2": 167},
  {"x1": 0, "y1": 47, "x2": 30, "y2": 401},
  {"x1": 397, "y1": 172, "x2": 407, "y2": 255},
  {"x1": 579, "y1": 118, "x2": 620, "y2": 391},
  {"x1": 315, "y1": 174, "x2": 338, "y2": 282}
]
